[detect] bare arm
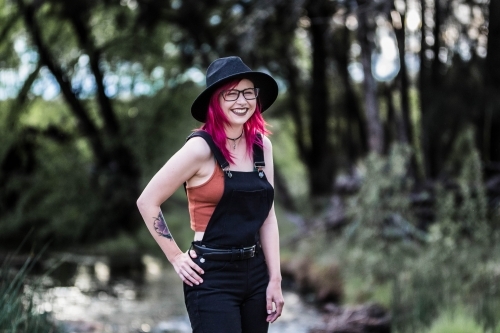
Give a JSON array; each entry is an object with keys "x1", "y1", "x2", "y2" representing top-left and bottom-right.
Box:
[
  {"x1": 136, "y1": 137, "x2": 212, "y2": 286},
  {"x1": 259, "y1": 136, "x2": 285, "y2": 323}
]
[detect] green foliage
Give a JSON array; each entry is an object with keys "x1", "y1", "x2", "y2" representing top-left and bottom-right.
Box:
[
  {"x1": 432, "y1": 127, "x2": 490, "y2": 246},
  {"x1": 16, "y1": 104, "x2": 94, "y2": 242},
  {"x1": 0, "y1": 81, "x2": 198, "y2": 249},
  {"x1": 347, "y1": 144, "x2": 421, "y2": 244},
  {"x1": 347, "y1": 134, "x2": 499, "y2": 332},
  {"x1": 0, "y1": 250, "x2": 61, "y2": 333},
  {"x1": 288, "y1": 129, "x2": 500, "y2": 332},
  {"x1": 0, "y1": 0, "x2": 207, "y2": 249},
  {"x1": 120, "y1": 82, "x2": 201, "y2": 183},
  {"x1": 424, "y1": 307, "x2": 500, "y2": 333},
  {"x1": 269, "y1": 116, "x2": 309, "y2": 200}
]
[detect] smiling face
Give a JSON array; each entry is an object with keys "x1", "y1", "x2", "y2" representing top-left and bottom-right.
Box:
[{"x1": 219, "y1": 79, "x2": 257, "y2": 127}]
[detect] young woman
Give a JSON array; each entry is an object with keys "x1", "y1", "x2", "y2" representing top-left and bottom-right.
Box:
[{"x1": 136, "y1": 56, "x2": 284, "y2": 333}]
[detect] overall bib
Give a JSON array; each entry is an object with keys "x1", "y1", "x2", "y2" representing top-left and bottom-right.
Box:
[{"x1": 183, "y1": 131, "x2": 274, "y2": 333}]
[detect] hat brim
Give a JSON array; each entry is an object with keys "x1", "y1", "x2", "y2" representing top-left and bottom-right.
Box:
[{"x1": 191, "y1": 71, "x2": 278, "y2": 123}]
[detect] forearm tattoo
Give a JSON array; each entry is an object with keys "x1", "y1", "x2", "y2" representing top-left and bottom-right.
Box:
[{"x1": 153, "y1": 210, "x2": 173, "y2": 240}]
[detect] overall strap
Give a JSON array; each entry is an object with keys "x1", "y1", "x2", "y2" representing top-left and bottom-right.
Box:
[
  {"x1": 253, "y1": 133, "x2": 265, "y2": 169},
  {"x1": 186, "y1": 131, "x2": 230, "y2": 170},
  {"x1": 253, "y1": 134, "x2": 266, "y2": 179},
  {"x1": 184, "y1": 130, "x2": 229, "y2": 194}
]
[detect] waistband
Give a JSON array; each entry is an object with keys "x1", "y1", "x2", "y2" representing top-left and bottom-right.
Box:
[{"x1": 191, "y1": 242, "x2": 257, "y2": 261}]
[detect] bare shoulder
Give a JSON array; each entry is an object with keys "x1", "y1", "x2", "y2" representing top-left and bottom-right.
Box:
[
  {"x1": 262, "y1": 135, "x2": 274, "y2": 167},
  {"x1": 181, "y1": 136, "x2": 213, "y2": 162},
  {"x1": 262, "y1": 135, "x2": 273, "y2": 151},
  {"x1": 262, "y1": 135, "x2": 274, "y2": 184}
]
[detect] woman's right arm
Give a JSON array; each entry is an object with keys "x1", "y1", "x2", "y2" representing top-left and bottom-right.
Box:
[{"x1": 136, "y1": 137, "x2": 211, "y2": 286}]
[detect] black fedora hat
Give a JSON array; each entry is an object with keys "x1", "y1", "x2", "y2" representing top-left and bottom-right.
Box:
[{"x1": 191, "y1": 56, "x2": 278, "y2": 122}]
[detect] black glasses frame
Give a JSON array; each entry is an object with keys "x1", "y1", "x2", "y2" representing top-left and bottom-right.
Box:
[{"x1": 220, "y1": 88, "x2": 260, "y2": 101}]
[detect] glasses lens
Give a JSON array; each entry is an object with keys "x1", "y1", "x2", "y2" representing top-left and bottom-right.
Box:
[
  {"x1": 224, "y1": 90, "x2": 239, "y2": 101},
  {"x1": 243, "y1": 89, "x2": 257, "y2": 100},
  {"x1": 222, "y1": 88, "x2": 259, "y2": 101}
]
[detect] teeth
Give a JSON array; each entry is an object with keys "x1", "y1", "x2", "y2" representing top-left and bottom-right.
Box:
[{"x1": 232, "y1": 108, "x2": 248, "y2": 115}]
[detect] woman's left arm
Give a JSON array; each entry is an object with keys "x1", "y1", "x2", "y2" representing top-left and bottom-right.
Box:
[{"x1": 259, "y1": 136, "x2": 285, "y2": 323}]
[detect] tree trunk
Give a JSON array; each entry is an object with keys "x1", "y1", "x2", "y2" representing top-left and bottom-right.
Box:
[
  {"x1": 486, "y1": 1, "x2": 500, "y2": 89},
  {"x1": 394, "y1": 9, "x2": 410, "y2": 144},
  {"x1": 332, "y1": 25, "x2": 368, "y2": 166},
  {"x1": 419, "y1": 0, "x2": 427, "y2": 99},
  {"x1": 357, "y1": 3, "x2": 384, "y2": 154},
  {"x1": 485, "y1": 0, "x2": 500, "y2": 163},
  {"x1": 431, "y1": 0, "x2": 442, "y2": 86},
  {"x1": 17, "y1": 0, "x2": 106, "y2": 164},
  {"x1": 418, "y1": 0, "x2": 432, "y2": 180},
  {"x1": 284, "y1": 52, "x2": 308, "y2": 160},
  {"x1": 394, "y1": 2, "x2": 419, "y2": 180},
  {"x1": 306, "y1": 0, "x2": 337, "y2": 197},
  {"x1": 383, "y1": 83, "x2": 397, "y2": 153},
  {"x1": 17, "y1": 0, "x2": 141, "y2": 241}
]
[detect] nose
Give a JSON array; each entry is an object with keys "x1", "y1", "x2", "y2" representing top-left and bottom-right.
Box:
[{"x1": 236, "y1": 91, "x2": 248, "y2": 104}]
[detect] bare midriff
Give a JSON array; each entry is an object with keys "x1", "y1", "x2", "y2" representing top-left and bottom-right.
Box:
[{"x1": 194, "y1": 231, "x2": 204, "y2": 241}]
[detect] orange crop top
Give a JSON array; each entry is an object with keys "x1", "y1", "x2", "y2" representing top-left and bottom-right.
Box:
[{"x1": 186, "y1": 162, "x2": 224, "y2": 232}]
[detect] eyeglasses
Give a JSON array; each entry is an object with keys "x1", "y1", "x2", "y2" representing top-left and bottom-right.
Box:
[{"x1": 221, "y1": 88, "x2": 259, "y2": 101}]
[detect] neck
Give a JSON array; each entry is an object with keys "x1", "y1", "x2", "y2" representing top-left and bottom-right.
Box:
[{"x1": 225, "y1": 126, "x2": 244, "y2": 139}]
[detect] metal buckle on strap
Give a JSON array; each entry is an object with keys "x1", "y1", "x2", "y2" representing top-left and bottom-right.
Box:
[
  {"x1": 223, "y1": 166, "x2": 232, "y2": 178},
  {"x1": 254, "y1": 163, "x2": 265, "y2": 178},
  {"x1": 245, "y1": 245, "x2": 256, "y2": 258}
]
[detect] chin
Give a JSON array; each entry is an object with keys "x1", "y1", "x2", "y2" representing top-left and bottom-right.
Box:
[{"x1": 228, "y1": 120, "x2": 248, "y2": 127}]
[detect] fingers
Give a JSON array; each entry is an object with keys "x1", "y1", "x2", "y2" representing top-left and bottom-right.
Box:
[
  {"x1": 190, "y1": 262, "x2": 204, "y2": 277},
  {"x1": 266, "y1": 296, "x2": 273, "y2": 315},
  {"x1": 178, "y1": 267, "x2": 203, "y2": 286},
  {"x1": 177, "y1": 268, "x2": 192, "y2": 286},
  {"x1": 173, "y1": 253, "x2": 204, "y2": 286},
  {"x1": 275, "y1": 297, "x2": 284, "y2": 318},
  {"x1": 188, "y1": 251, "x2": 205, "y2": 276},
  {"x1": 266, "y1": 296, "x2": 284, "y2": 323}
]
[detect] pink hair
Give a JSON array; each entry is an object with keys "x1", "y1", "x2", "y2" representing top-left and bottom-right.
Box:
[{"x1": 197, "y1": 79, "x2": 270, "y2": 165}]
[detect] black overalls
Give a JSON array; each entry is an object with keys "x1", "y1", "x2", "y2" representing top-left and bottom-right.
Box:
[{"x1": 183, "y1": 131, "x2": 274, "y2": 333}]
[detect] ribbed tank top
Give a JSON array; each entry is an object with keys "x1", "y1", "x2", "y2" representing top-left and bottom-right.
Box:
[{"x1": 186, "y1": 162, "x2": 224, "y2": 232}]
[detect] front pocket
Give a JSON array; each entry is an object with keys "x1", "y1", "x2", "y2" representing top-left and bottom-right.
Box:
[{"x1": 192, "y1": 255, "x2": 229, "y2": 273}]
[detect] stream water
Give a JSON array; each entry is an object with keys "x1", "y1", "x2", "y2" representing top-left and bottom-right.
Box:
[{"x1": 38, "y1": 253, "x2": 323, "y2": 333}]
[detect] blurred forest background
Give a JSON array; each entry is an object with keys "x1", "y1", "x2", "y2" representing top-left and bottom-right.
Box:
[{"x1": 1, "y1": 0, "x2": 500, "y2": 332}]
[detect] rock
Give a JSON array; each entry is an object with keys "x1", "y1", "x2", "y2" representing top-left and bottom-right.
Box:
[{"x1": 309, "y1": 303, "x2": 391, "y2": 333}]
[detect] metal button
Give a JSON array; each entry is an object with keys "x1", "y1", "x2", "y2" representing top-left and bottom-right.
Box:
[{"x1": 200, "y1": 258, "x2": 205, "y2": 263}]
